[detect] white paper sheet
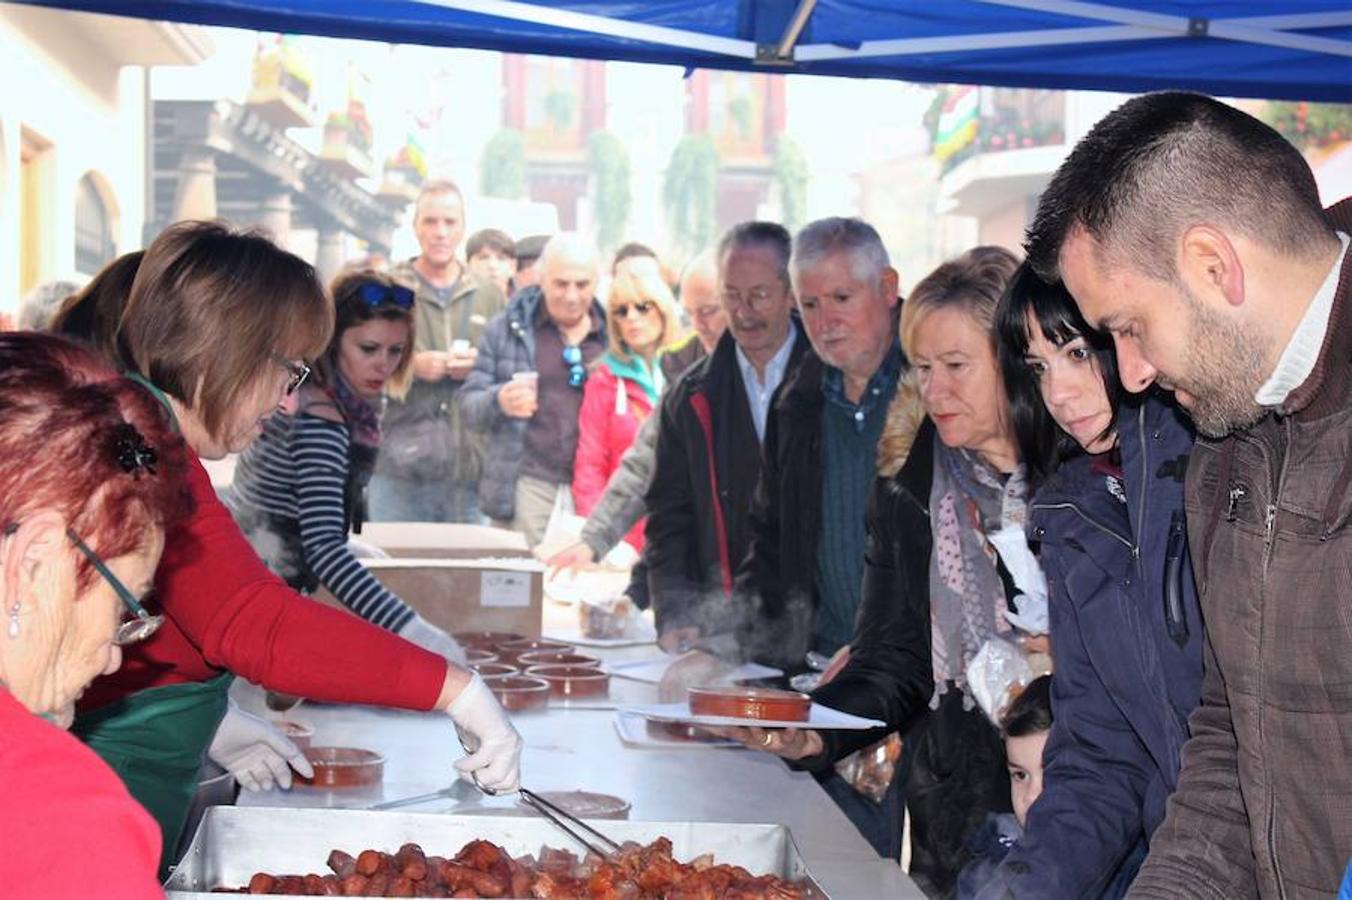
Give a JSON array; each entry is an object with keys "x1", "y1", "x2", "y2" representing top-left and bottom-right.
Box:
[
  {"x1": 621, "y1": 701, "x2": 886, "y2": 731},
  {"x1": 612, "y1": 711, "x2": 741, "y2": 749},
  {"x1": 605, "y1": 656, "x2": 782, "y2": 684}
]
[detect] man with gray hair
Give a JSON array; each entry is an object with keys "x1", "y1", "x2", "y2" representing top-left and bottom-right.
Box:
[
  {"x1": 664, "y1": 216, "x2": 905, "y2": 857},
  {"x1": 20, "y1": 278, "x2": 85, "y2": 331},
  {"x1": 460, "y1": 233, "x2": 607, "y2": 546}
]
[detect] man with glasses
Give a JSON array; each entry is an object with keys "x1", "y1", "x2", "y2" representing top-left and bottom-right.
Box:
[
  {"x1": 661, "y1": 217, "x2": 906, "y2": 860},
  {"x1": 460, "y1": 233, "x2": 607, "y2": 547},
  {"x1": 644, "y1": 222, "x2": 808, "y2": 652},
  {"x1": 371, "y1": 179, "x2": 507, "y2": 524}
]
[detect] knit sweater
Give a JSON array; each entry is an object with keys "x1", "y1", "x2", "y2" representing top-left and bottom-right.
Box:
[{"x1": 813, "y1": 394, "x2": 890, "y2": 653}]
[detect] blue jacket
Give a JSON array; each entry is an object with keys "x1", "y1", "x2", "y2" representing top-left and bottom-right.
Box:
[
  {"x1": 978, "y1": 396, "x2": 1204, "y2": 899},
  {"x1": 458, "y1": 286, "x2": 607, "y2": 520}
]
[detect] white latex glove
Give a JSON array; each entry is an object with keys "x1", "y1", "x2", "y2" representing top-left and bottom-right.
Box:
[
  {"x1": 447, "y1": 673, "x2": 523, "y2": 794},
  {"x1": 207, "y1": 701, "x2": 313, "y2": 792},
  {"x1": 397, "y1": 612, "x2": 468, "y2": 666}
]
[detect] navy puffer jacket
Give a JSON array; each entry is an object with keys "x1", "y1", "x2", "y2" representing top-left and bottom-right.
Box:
[{"x1": 976, "y1": 394, "x2": 1203, "y2": 899}]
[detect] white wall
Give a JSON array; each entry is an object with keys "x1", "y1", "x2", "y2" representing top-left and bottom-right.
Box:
[{"x1": 0, "y1": 5, "x2": 149, "y2": 313}]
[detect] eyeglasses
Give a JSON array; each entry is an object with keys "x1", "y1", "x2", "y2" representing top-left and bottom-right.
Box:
[
  {"x1": 563, "y1": 344, "x2": 586, "y2": 389},
  {"x1": 611, "y1": 300, "x2": 656, "y2": 319},
  {"x1": 269, "y1": 354, "x2": 311, "y2": 395},
  {"x1": 721, "y1": 286, "x2": 779, "y2": 312},
  {"x1": 358, "y1": 282, "x2": 415, "y2": 310},
  {"x1": 67, "y1": 530, "x2": 163, "y2": 646}
]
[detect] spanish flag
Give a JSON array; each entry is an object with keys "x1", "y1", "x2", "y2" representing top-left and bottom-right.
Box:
[{"x1": 934, "y1": 85, "x2": 979, "y2": 163}]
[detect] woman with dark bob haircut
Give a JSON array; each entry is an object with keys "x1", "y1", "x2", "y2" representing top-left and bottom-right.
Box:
[
  {"x1": 227, "y1": 269, "x2": 467, "y2": 662},
  {"x1": 59, "y1": 222, "x2": 521, "y2": 875},
  {"x1": 969, "y1": 264, "x2": 1204, "y2": 899}
]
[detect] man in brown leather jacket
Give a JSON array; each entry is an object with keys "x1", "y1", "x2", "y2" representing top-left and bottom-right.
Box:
[{"x1": 1025, "y1": 91, "x2": 1351, "y2": 899}]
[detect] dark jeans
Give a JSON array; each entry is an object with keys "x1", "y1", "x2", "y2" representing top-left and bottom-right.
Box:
[
  {"x1": 368, "y1": 474, "x2": 482, "y2": 523},
  {"x1": 815, "y1": 760, "x2": 906, "y2": 860}
]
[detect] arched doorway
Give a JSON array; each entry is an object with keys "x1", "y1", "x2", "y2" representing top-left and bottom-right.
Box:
[{"x1": 75, "y1": 171, "x2": 118, "y2": 275}]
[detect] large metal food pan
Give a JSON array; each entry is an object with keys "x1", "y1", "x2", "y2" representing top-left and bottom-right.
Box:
[{"x1": 164, "y1": 806, "x2": 825, "y2": 897}]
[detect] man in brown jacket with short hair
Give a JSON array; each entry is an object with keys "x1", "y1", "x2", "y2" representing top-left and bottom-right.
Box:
[{"x1": 1027, "y1": 91, "x2": 1351, "y2": 899}]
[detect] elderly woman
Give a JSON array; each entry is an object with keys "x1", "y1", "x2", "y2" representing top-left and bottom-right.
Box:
[
  {"x1": 59, "y1": 222, "x2": 521, "y2": 873},
  {"x1": 227, "y1": 270, "x2": 465, "y2": 662},
  {"x1": 0, "y1": 332, "x2": 189, "y2": 896},
  {"x1": 571, "y1": 268, "x2": 682, "y2": 552},
  {"x1": 726, "y1": 246, "x2": 1030, "y2": 896}
]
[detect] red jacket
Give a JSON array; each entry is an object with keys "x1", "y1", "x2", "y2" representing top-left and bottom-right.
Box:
[
  {"x1": 79, "y1": 452, "x2": 448, "y2": 713},
  {"x1": 572, "y1": 365, "x2": 654, "y2": 552},
  {"x1": 0, "y1": 689, "x2": 161, "y2": 897}
]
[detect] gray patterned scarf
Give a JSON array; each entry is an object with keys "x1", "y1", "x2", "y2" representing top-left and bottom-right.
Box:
[{"x1": 927, "y1": 434, "x2": 1030, "y2": 709}]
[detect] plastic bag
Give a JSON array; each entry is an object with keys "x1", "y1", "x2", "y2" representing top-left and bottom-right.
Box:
[
  {"x1": 966, "y1": 638, "x2": 1035, "y2": 726},
  {"x1": 835, "y1": 733, "x2": 904, "y2": 804}
]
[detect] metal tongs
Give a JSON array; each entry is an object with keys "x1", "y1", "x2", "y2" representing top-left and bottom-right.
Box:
[{"x1": 518, "y1": 788, "x2": 623, "y2": 860}]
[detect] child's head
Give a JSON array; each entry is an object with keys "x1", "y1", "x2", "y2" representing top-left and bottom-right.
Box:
[
  {"x1": 466, "y1": 228, "x2": 517, "y2": 296},
  {"x1": 1001, "y1": 674, "x2": 1052, "y2": 828}
]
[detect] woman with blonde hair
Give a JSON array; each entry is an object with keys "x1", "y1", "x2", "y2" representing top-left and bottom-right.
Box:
[
  {"x1": 572, "y1": 268, "x2": 682, "y2": 552},
  {"x1": 227, "y1": 270, "x2": 465, "y2": 662}
]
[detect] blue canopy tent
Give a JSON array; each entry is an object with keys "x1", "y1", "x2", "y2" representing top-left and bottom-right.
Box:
[{"x1": 17, "y1": 0, "x2": 1352, "y2": 101}]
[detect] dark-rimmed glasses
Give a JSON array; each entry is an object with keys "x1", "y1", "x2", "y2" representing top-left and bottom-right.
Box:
[
  {"x1": 563, "y1": 345, "x2": 586, "y2": 389},
  {"x1": 67, "y1": 530, "x2": 163, "y2": 646},
  {"x1": 721, "y1": 286, "x2": 779, "y2": 312},
  {"x1": 358, "y1": 282, "x2": 415, "y2": 310},
  {"x1": 612, "y1": 300, "x2": 656, "y2": 319},
  {"x1": 269, "y1": 354, "x2": 311, "y2": 395}
]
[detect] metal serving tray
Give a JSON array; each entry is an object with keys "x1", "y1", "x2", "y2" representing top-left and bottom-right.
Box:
[{"x1": 164, "y1": 806, "x2": 825, "y2": 897}]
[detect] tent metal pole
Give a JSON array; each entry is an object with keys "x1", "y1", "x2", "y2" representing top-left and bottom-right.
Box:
[
  {"x1": 775, "y1": 0, "x2": 819, "y2": 59},
  {"x1": 412, "y1": 0, "x2": 757, "y2": 58},
  {"x1": 796, "y1": 24, "x2": 1162, "y2": 61},
  {"x1": 974, "y1": 0, "x2": 1352, "y2": 57}
]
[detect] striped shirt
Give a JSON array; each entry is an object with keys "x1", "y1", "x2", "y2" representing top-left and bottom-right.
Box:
[{"x1": 228, "y1": 411, "x2": 415, "y2": 632}]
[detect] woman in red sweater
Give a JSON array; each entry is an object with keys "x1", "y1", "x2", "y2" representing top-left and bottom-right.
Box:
[
  {"x1": 572, "y1": 269, "x2": 683, "y2": 553},
  {"x1": 61, "y1": 223, "x2": 522, "y2": 873},
  {"x1": 0, "y1": 332, "x2": 190, "y2": 897}
]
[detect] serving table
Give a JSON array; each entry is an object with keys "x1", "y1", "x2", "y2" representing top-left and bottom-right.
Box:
[{"x1": 234, "y1": 602, "x2": 922, "y2": 898}]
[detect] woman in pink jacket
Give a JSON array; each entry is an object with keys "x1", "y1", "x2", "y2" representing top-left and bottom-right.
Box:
[{"x1": 572, "y1": 269, "x2": 682, "y2": 553}]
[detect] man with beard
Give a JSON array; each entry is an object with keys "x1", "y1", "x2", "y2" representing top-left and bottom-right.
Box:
[{"x1": 1025, "y1": 91, "x2": 1351, "y2": 899}]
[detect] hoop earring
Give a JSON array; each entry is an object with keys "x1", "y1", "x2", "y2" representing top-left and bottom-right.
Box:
[{"x1": 7, "y1": 600, "x2": 19, "y2": 639}]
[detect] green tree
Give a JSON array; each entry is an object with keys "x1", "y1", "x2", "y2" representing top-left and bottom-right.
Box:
[
  {"x1": 480, "y1": 129, "x2": 527, "y2": 199},
  {"x1": 588, "y1": 131, "x2": 631, "y2": 253},
  {"x1": 663, "y1": 135, "x2": 720, "y2": 254},
  {"x1": 773, "y1": 136, "x2": 808, "y2": 234}
]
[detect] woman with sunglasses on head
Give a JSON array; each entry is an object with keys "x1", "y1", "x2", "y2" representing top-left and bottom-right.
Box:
[
  {"x1": 0, "y1": 332, "x2": 190, "y2": 897},
  {"x1": 59, "y1": 222, "x2": 522, "y2": 875},
  {"x1": 227, "y1": 270, "x2": 467, "y2": 662},
  {"x1": 965, "y1": 265, "x2": 1202, "y2": 899},
  {"x1": 571, "y1": 269, "x2": 684, "y2": 553}
]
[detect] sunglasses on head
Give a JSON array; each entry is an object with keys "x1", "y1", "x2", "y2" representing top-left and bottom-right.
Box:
[
  {"x1": 612, "y1": 300, "x2": 656, "y2": 319},
  {"x1": 357, "y1": 282, "x2": 415, "y2": 310},
  {"x1": 563, "y1": 344, "x2": 586, "y2": 389}
]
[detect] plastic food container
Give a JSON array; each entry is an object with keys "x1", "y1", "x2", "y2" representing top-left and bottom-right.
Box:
[
  {"x1": 277, "y1": 720, "x2": 314, "y2": 753},
  {"x1": 524, "y1": 664, "x2": 610, "y2": 699},
  {"x1": 516, "y1": 649, "x2": 600, "y2": 670},
  {"x1": 497, "y1": 637, "x2": 573, "y2": 664},
  {"x1": 464, "y1": 647, "x2": 500, "y2": 666},
  {"x1": 472, "y1": 662, "x2": 519, "y2": 680},
  {"x1": 295, "y1": 747, "x2": 385, "y2": 788},
  {"x1": 452, "y1": 631, "x2": 526, "y2": 652},
  {"x1": 687, "y1": 686, "x2": 812, "y2": 722},
  {"x1": 486, "y1": 675, "x2": 551, "y2": 712},
  {"x1": 517, "y1": 790, "x2": 631, "y2": 820}
]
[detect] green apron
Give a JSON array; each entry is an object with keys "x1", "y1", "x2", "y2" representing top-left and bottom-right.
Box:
[{"x1": 71, "y1": 671, "x2": 233, "y2": 878}]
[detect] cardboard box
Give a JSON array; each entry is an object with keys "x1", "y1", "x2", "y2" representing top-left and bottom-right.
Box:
[
  {"x1": 315, "y1": 557, "x2": 544, "y2": 637},
  {"x1": 353, "y1": 522, "x2": 532, "y2": 560}
]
